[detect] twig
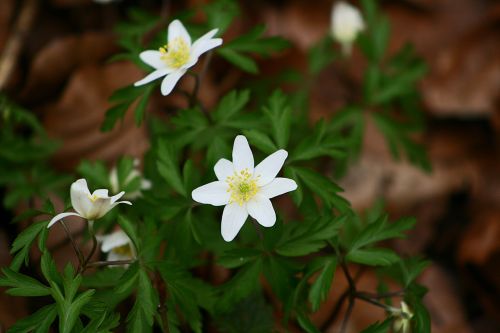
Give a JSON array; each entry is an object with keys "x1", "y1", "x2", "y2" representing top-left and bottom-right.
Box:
[
  {"x1": 59, "y1": 219, "x2": 85, "y2": 270},
  {"x1": 87, "y1": 260, "x2": 135, "y2": 268},
  {"x1": 0, "y1": 0, "x2": 38, "y2": 90}
]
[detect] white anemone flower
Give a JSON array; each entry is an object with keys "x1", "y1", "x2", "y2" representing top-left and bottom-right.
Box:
[
  {"x1": 109, "y1": 159, "x2": 152, "y2": 200},
  {"x1": 48, "y1": 179, "x2": 132, "y2": 228},
  {"x1": 331, "y1": 1, "x2": 365, "y2": 55},
  {"x1": 98, "y1": 230, "x2": 136, "y2": 262},
  {"x1": 134, "y1": 19, "x2": 223, "y2": 96},
  {"x1": 191, "y1": 135, "x2": 298, "y2": 242},
  {"x1": 393, "y1": 301, "x2": 414, "y2": 333}
]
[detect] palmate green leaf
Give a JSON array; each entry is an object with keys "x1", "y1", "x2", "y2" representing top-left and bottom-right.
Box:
[
  {"x1": 308, "y1": 257, "x2": 337, "y2": 311},
  {"x1": 217, "y1": 26, "x2": 288, "y2": 73},
  {"x1": 242, "y1": 129, "x2": 277, "y2": 155},
  {"x1": 48, "y1": 267, "x2": 95, "y2": 333},
  {"x1": 81, "y1": 310, "x2": 120, "y2": 333},
  {"x1": 0, "y1": 268, "x2": 51, "y2": 297},
  {"x1": 262, "y1": 256, "x2": 296, "y2": 302},
  {"x1": 360, "y1": 318, "x2": 392, "y2": 333},
  {"x1": 346, "y1": 248, "x2": 400, "y2": 266},
  {"x1": 217, "y1": 48, "x2": 258, "y2": 73},
  {"x1": 276, "y1": 215, "x2": 345, "y2": 257},
  {"x1": 290, "y1": 120, "x2": 346, "y2": 162},
  {"x1": 117, "y1": 215, "x2": 140, "y2": 252},
  {"x1": 114, "y1": 262, "x2": 140, "y2": 295},
  {"x1": 291, "y1": 166, "x2": 350, "y2": 212},
  {"x1": 127, "y1": 269, "x2": 158, "y2": 333},
  {"x1": 297, "y1": 313, "x2": 321, "y2": 333},
  {"x1": 263, "y1": 90, "x2": 292, "y2": 148},
  {"x1": 9, "y1": 220, "x2": 48, "y2": 271},
  {"x1": 7, "y1": 304, "x2": 57, "y2": 333},
  {"x1": 78, "y1": 160, "x2": 110, "y2": 189},
  {"x1": 218, "y1": 248, "x2": 262, "y2": 268},
  {"x1": 157, "y1": 140, "x2": 187, "y2": 197},
  {"x1": 157, "y1": 261, "x2": 215, "y2": 333},
  {"x1": 308, "y1": 36, "x2": 336, "y2": 75},
  {"x1": 349, "y1": 215, "x2": 415, "y2": 251},
  {"x1": 373, "y1": 62, "x2": 426, "y2": 105},
  {"x1": 212, "y1": 89, "x2": 250, "y2": 122},
  {"x1": 217, "y1": 259, "x2": 262, "y2": 311},
  {"x1": 204, "y1": 0, "x2": 240, "y2": 33}
]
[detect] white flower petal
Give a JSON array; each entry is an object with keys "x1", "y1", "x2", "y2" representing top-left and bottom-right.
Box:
[
  {"x1": 93, "y1": 189, "x2": 109, "y2": 198},
  {"x1": 109, "y1": 191, "x2": 125, "y2": 204},
  {"x1": 139, "y1": 50, "x2": 166, "y2": 69},
  {"x1": 254, "y1": 149, "x2": 288, "y2": 186},
  {"x1": 47, "y1": 212, "x2": 82, "y2": 228},
  {"x1": 214, "y1": 158, "x2": 234, "y2": 181},
  {"x1": 168, "y1": 19, "x2": 191, "y2": 46},
  {"x1": 259, "y1": 178, "x2": 297, "y2": 199},
  {"x1": 100, "y1": 230, "x2": 130, "y2": 252},
  {"x1": 134, "y1": 68, "x2": 171, "y2": 86},
  {"x1": 221, "y1": 203, "x2": 248, "y2": 242},
  {"x1": 247, "y1": 195, "x2": 276, "y2": 227},
  {"x1": 191, "y1": 36, "x2": 223, "y2": 59},
  {"x1": 107, "y1": 251, "x2": 133, "y2": 262},
  {"x1": 191, "y1": 181, "x2": 230, "y2": 206},
  {"x1": 160, "y1": 69, "x2": 186, "y2": 96},
  {"x1": 232, "y1": 135, "x2": 254, "y2": 173},
  {"x1": 70, "y1": 179, "x2": 92, "y2": 216}
]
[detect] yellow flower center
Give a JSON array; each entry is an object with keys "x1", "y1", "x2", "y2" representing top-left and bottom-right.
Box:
[
  {"x1": 88, "y1": 194, "x2": 99, "y2": 203},
  {"x1": 159, "y1": 37, "x2": 190, "y2": 69},
  {"x1": 226, "y1": 169, "x2": 259, "y2": 206},
  {"x1": 113, "y1": 244, "x2": 133, "y2": 257}
]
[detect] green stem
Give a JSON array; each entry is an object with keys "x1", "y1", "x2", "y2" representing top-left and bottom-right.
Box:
[{"x1": 60, "y1": 219, "x2": 85, "y2": 271}]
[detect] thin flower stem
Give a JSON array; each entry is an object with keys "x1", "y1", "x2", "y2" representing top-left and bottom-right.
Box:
[
  {"x1": 357, "y1": 289, "x2": 406, "y2": 299},
  {"x1": 339, "y1": 295, "x2": 355, "y2": 333},
  {"x1": 87, "y1": 260, "x2": 135, "y2": 268},
  {"x1": 59, "y1": 219, "x2": 85, "y2": 270},
  {"x1": 355, "y1": 292, "x2": 400, "y2": 313},
  {"x1": 80, "y1": 221, "x2": 98, "y2": 274}
]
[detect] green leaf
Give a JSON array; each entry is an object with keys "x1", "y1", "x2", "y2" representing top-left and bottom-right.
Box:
[
  {"x1": 349, "y1": 215, "x2": 415, "y2": 251},
  {"x1": 127, "y1": 269, "x2": 157, "y2": 333},
  {"x1": 7, "y1": 304, "x2": 57, "y2": 333},
  {"x1": 101, "y1": 103, "x2": 130, "y2": 132},
  {"x1": 205, "y1": 0, "x2": 240, "y2": 33},
  {"x1": 78, "y1": 160, "x2": 110, "y2": 189},
  {"x1": 262, "y1": 90, "x2": 292, "y2": 148},
  {"x1": 346, "y1": 248, "x2": 400, "y2": 266},
  {"x1": 242, "y1": 129, "x2": 277, "y2": 155},
  {"x1": 157, "y1": 140, "x2": 187, "y2": 197},
  {"x1": 212, "y1": 89, "x2": 250, "y2": 122},
  {"x1": 308, "y1": 36, "x2": 336, "y2": 74},
  {"x1": 134, "y1": 85, "x2": 154, "y2": 126},
  {"x1": 10, "y1": 220, "x2": 47, "y2": 270},
  {"x1": 360, "y1": 318, "x2": 392, "y2": 333},
  {"x1": 217, "y1": 48, "x2": 258, "y2": 73},
  {"x1": 291, "y1": 166, "x2": 350, "y2": 211},
  {"x1": 309, "y1": 257, "x2": 337, "y2": 311},
  {"x1": 412, "y1": 298, "x2": 431, "y2": 333},
  {"x1": 276, "y1": 215, "x2": 345, "y2": 257},
  {"x1": 297, "y1": 313, "x2": 321, "y2": 333},
  {"x1": 0, "y1": 268, "x2": 51, "y2": 297},
  {"x1": 218, "y1": 248, "x2": 262, "y2": 268},
  {"x1": 117, "y1": 215, "x2": 140, "y2": 252}
]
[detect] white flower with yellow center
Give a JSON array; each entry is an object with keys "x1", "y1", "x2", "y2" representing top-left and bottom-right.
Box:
[
  {"x1": 191, "y1": 135, "x2": 298, "y2": 242},
  {"x1": 393, "y1": 301, "x2": 414, "y2": 333},
  {"x1": 98, "y1": 230, "x2": 136, "y2": 262},
  {"x1": 134, "y1": 19, "x2": 223, "y2": 96},
  {"x1": 331, "y1": 1, "x2": 365, "y2": 55},
  {"x1": 48, "y1": 179, "x2": 132, "y2": 228}
]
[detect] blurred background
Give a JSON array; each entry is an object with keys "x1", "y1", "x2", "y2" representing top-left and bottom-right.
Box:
[{"x1": 0, "y1": 0, "x2": 499, "y2": 332}]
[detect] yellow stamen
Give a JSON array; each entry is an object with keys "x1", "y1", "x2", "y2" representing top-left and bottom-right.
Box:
[
  {"x1": 88, "y1": 194, "x2": 99, "y2": 202},
  {"x1": 159, "y1": 37, "x2": 190, "y2": 69},
  {"x1": 113, "y1": 244, "x2": 133, "y2": 257},
  {"x1": 226, "y1": 169, "x2": 260, "y2": 206}
]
